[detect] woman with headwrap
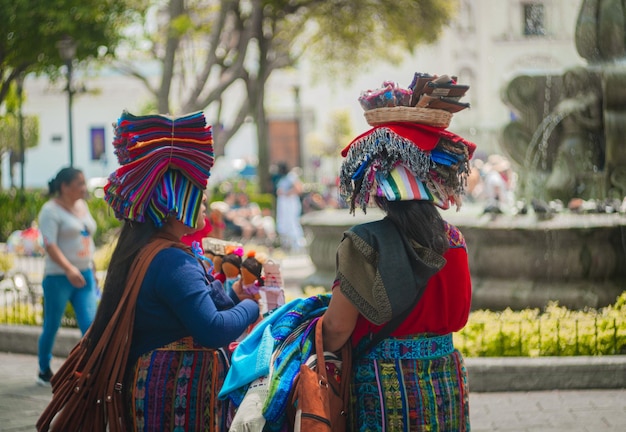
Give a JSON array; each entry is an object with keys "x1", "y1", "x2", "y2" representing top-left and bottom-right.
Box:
[
  {"x1": 37, "y1": 111, "x2": 259, "y2": 432},
  {"x1": 323, "y1": 118, "x2": 475, "y2": 431}
]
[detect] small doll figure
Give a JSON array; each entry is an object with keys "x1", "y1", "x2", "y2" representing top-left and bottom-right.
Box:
[
  {"x1": 259, "y1": 259, "x2": 285, "y2": 316},
  {"x1": 210, "y1": 252, "x2": 225, "y2": 282},
  {"x1": 221, "y1": 245, "x2": 243, "y2": 295},
  {"x1": 240, "y1": 251, "x2": 263, "y2": 300}
]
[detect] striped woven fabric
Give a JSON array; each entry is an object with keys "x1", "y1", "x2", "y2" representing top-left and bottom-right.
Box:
[
  {"x1": 375, "y1": 164, "x2": 448, "y2": 208},
  {"x1": 350, "y1": 337, "x2": 470, "y2": 431},
  {"x1": 339, "y1": 123, "x2": 476, "y2": 213},
  {"x1": 104, "y1": 111, "x2": 214, "y2": 226},
  {"x1": 145, "y1": 170, "x2": 205, "y2": 228},
  {"x1": 127, "y1": 337, "x2": 229, "y2": 432}
]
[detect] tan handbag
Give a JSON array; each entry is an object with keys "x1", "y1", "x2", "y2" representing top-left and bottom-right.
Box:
[
  {"x1": 288, "y1": 315, "x2": 352, "y2": 432},
  {"x1": 37, "y1": 236, "x2": 179, "y2": 432}
]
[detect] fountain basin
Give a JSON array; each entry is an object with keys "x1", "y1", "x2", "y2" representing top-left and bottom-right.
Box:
[{"x1": 301, "y1": 206, "x2": 626, "y2": 310}]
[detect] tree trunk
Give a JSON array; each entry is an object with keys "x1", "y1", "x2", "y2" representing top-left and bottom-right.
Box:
[
  {"x1": 0, "y1": 152, "x2": 3, "y2": 191},
  {"x1": 254, "y1": 84, "x2": 271, "y2": 193},
  {"x1": 158, "y1": 0, "x2": 184, "y2": 114}
]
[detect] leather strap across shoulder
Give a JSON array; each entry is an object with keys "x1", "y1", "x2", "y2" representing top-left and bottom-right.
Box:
[{"x1": 37, "y1": 235, "x2": 181, "y2": 432}]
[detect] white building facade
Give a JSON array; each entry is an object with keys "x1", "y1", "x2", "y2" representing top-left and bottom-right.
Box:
[{"x1": 7, "y1": 0, "x2": 585, "y2": 188}]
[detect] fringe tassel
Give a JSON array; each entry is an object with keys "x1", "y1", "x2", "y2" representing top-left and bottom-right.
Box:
[{"x1": 340, "y1": 127, "x2": 472, "y2": 213}]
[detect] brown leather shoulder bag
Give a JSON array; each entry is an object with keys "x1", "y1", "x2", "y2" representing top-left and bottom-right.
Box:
[
  {"x1": 288, "y1": 315, "x2": 352, "y2": 432},
  {"x1": 37, "y1": 237, "x2": 177, "y2": 432}
]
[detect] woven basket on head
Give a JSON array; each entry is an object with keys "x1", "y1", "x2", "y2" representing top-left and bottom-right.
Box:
[{"x1": 364, "y1": 106, "x2": 452, "y2": 128}]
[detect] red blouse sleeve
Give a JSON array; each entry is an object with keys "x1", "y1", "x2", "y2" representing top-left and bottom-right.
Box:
[{"x1": 350, "y1": 223, "x2": 472, "y2": 345}]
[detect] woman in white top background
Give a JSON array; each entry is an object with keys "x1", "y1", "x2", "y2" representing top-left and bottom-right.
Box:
[
  {"x1": 275, "y1": 163, "x2": 306, "y2": 252},
  {"x1": 36, "y1": 167, "x2": 98, "y2": 386}
]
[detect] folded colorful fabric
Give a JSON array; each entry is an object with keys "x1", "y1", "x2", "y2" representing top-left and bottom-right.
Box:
[
  {"x1": 218, "y1": 295, "x2": 331, "y2": 432},
  {"x1": 104, "y1": 111, "x2": 215, "y2": 227}
]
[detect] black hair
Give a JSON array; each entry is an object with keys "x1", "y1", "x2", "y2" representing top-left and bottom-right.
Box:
[
  {"x1": 85, "y1": 219, "x2": 158, "y2": 354},
  {"x1": 48, "y1": 167, "x2": 83, "y2": 196},
  {"x1": 222, "y1": 252, "x2": 242, "y2": 269},
  {"x1": 277, "y1": 162, "x2": 289, "y2": 176},
  {"x1": 374, "y1": 197, "x2": 449, "y2": 256},
  {"x1": 242, "y1": 255, "x2": 263, "y2": 279}
]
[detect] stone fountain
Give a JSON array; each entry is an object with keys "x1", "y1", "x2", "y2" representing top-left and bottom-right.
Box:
[
  {"x1": 301, "y1": 203, "x2": 626, "y2": 311},
  {"x1": 301, "y1": 1, "x2": 626, "y2": 311},
  {"x1": 502, "y1": 0, "x2": 626, "y2": 204}
]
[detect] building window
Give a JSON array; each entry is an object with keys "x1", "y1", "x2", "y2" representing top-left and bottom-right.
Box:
[{"x1": 524, "y1": 3, "x2": 545, "y2": 36}]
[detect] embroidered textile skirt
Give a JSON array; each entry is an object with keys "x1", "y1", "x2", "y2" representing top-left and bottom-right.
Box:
[
  {"x1": 127, "y1": 337, "x2": 229, "y2": 432},
  {"x1": 350, "y1": 334, "x2": 470, "y2": 431}
]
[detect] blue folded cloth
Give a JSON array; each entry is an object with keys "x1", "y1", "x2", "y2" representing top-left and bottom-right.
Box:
[
  {"x1": 218, "y1": 293, "x2": 331, "y2": 430},
  {"x1": 218, "y1": 298, "x2": 299, "y2": 400}
]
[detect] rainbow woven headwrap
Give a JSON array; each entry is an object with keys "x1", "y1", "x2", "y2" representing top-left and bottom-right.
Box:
[
  {"x1": 339, "y1": 122, "x2": 476, "y2": 213},
  {"x1": 104, "y1": 111, "x2": 215, "y2": 228}
]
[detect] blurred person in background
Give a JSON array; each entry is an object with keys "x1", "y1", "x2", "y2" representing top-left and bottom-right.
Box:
[
  {"x1": 275, "y1": 163, "x2": 306, "y2": 251},
  {"x1": 37, "y1": 167, "x2": 98, "y2": 386}
]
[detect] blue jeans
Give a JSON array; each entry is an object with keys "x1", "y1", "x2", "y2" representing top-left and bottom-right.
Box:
[{"x1": 38, "y1": 269, "x2": 98, "y2": 373}]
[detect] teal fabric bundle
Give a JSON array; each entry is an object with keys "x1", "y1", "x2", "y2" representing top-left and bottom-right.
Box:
[{"x1": 218, "y1": 294, "x2": 331, "y2": 431}]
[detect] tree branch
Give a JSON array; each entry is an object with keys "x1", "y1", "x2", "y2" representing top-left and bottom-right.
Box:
[
  {"x1": 113, "y1": 61, "x2": 158, "y2": 97},
  {"x1": 157, "y1": 0, "x2": 185, "y2": 113},
  {"x1": 182, "y1": 0, "x2": 235, "y2": 109}
]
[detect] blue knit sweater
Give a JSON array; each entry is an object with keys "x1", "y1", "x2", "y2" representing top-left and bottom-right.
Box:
[{"x1": 128, "y1": 247, "x2": 259, "y2": 366}]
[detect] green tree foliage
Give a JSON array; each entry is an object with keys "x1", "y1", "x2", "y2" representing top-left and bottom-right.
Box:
[
  {"x1": 303, "y1": 0, "x2": 454, "y2": 80},
  {"x1": 116, "y1": 0, "x2": 457, "y2": 192},
  {"x1": 0, "y1": 82, "x2": 39, "y2": 190},
  {"x1": 0, "y1": 0, "x2": 146, "y2": 106}
]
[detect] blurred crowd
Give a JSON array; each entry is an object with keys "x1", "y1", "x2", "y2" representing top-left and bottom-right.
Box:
[
  {"x1": 466, "y1": 153, "x2": 516, "y2": 214},
  {"x1": 203, "y1": 168, "x2": 345, "y2": 250}
]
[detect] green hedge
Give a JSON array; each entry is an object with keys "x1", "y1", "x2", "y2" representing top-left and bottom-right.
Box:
[
  {"x1": 454, "y1": 292, "x2": 626, "y2": 356},
  {"x1": 209, "y1": 180, "x2": 275, "y2": 211},
  {"x1": 0, "y1": 190, "x2": 120, "y2": 247},
  {"x1": 0, "y1": 190, "x2": 47, "y2": 243}
]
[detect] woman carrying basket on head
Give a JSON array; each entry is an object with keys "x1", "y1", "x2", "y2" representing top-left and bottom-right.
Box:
[{"x1": 322, "y1": 75, "x2": 475, "y2": 431}]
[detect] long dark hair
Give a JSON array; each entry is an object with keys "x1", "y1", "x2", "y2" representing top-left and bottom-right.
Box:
[
  {"x1": 85, "y1": 220, "x2": 158, "y2": 353},
  {"x1": 48, "y1": 167, "x2": 82, "y2": 196},
  {"x1": 375, "y1": 197, "x2": 449, "y2": 256}
]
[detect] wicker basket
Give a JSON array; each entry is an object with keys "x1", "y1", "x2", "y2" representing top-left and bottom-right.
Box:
[{"x1": 364, "y1": 106, "x2": 452, "y2": 128}]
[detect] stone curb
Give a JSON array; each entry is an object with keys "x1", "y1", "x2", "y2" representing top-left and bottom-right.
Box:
[
  {"x1": 0, "y1": 324, "x2": 80, "y2": 358},
  {"x1": 465, "y1": 356, "x2": 626, "y2": 392},
  {"x1": 1, "y1": 324, "x2": 624, "y2": 392}
]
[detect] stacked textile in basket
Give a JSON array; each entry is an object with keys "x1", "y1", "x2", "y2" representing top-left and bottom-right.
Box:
[
  {"x1": 359, "y1": 72, "x2": 471, "y2": 128},
  {"x1": 340, "y1": 72, "x2": 476, "y2": 213}
]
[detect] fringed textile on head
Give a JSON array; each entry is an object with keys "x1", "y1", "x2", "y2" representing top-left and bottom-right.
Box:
[
  {"x1": 145, "y1": 170, "x2": 204, "y2": 228},
  {"x1": 104, "y1": 111, "x2": 214, "y2": 227},
  {"x1": 375, "y1": 164, "x2": 448, "y2": 208},
  {"x1": 339, "y1": 122, "x2": 475, "y2": 213}
]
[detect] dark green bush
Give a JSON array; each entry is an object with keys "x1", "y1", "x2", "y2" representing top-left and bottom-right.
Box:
[
  {"x1": 0, "y1": 190, "x2": 120, "y2": 246},
  {"x1": 87, "y1": 196, "x2": 122, "y2": 246},
  {"x1": 0, "y1": 190, "x2": 47, "y2": 242}
]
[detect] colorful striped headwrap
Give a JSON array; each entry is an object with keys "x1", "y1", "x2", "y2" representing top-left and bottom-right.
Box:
[
  {"x1": 104, "y1": 111, "x2": 215, "y2": 227},
  {"x1": 339, "y1": 122, "x2": 476, "y2": 212}
]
